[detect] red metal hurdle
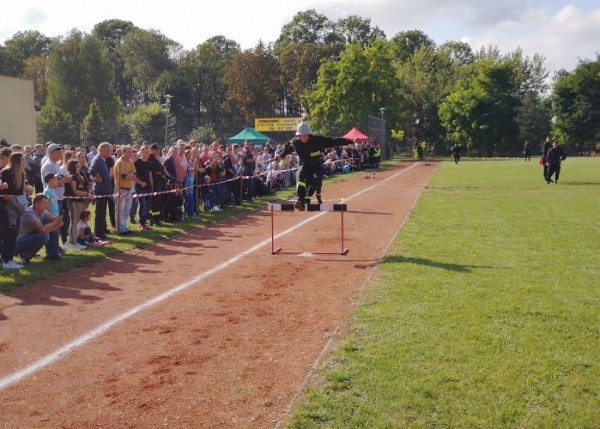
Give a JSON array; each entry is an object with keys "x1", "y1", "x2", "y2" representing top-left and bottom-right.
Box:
[{"x1": 269, "y1": 202, "x2": 349, "y2": 255}]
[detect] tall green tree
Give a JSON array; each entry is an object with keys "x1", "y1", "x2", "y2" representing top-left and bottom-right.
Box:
[
  {"x1": 23, "y1": 56, "x2": 48, "y2": 107},
  {"x1": 507, "y1": 49, "x2": 549, "y2": 96},
  {"x1": 46, "y1": 30, "x2": 119, "y2": 142},
  {"x1": 37, "y1": 105, "x2": 77, "y2": 144},
  {"x1": 0, "y1": 30, "x2": 52, "y2": 76},
  {"x1": 125, "y1": 102, "x2": 173, "y2": 144},
  {"x1": 306, "y1": 39, "x2": 401, "y2": 136},
  {"x1": 334, "y1": 16, "x2": 386, "y2": 47},
  {"x1": 92, "y1": 19, "x2": 137, "y2": 105},
  {"x1": 551, "y1": 55, "x2": 600, "y2": 152},
  {"x1": 397, "y1": 45, "x2": 454, "y2": 150},
  {"x1": 438, "y1": 41, "x2": 474, "y2": 67},
  {"x1": 117, "y1": 29, "x2": 180, "y2": 98},
  {"x1": 439, "y1": 60, "x2": 520, "y2": 156},
  {"x1": 80, "y1": 100, "x2": 105, "y2": 145},
  {"x1": 277, "y1": 42, "x2": 341, "y2": 116},
  {"x1": 275, "y1": 9, "x2": 343, "y2": 48},
  {"x1": 187, "y1": 123, "x2": 218, "y2": 143},
  {"x1": 516, "y1": 91, "x2": 551, "y2": 151},
  {"x1": 224, "y1": 43, "x2": 283, "y2": 125},
  {"x1": 275, "y1": 9, "x2": 347, "y2": 116},
  {"x1": 179, "y1": 36, "x2": 240, "y2": 130},
  {"x1": 390, "y1": 30, "x2": 435, "y2": 63}
]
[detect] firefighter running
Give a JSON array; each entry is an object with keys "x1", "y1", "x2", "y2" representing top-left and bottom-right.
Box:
[{"x1": 280, "y1": 122, "x2": 352, "y2": 211}]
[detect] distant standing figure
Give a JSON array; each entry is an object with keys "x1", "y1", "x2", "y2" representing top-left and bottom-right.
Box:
[
  {"x1": 451, "y1": 143, "x2": 462, "y2": 164},
  {"x1": 541, "y1": 137, "x2": 553, "y2": 182},
  {"x1": 416, "y1": 144, "x2": 424, "y2": 162},
  {"x1": 546, "y1": 141, "x2": 566, "y2": 184},
  {"x1": 523, "y1": 141, "x2": 531, "y2": 161}
]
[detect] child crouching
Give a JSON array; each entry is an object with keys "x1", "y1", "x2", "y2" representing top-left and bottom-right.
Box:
[{"x1": 76, "y1": 210, "x2": 109, "y2": 247}]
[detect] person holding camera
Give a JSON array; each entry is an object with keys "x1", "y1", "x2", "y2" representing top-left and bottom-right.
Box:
[
  {"x1": 40, "y1": 143, "x2": 66, "y2": 225},
  {"x1": 15, "y1": 194, "x2": 63, "y2": 263}
]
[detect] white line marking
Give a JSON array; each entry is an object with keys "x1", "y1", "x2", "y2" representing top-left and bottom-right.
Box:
[{"x1": 0, "y1": 163, "x2": 420, "y2": 391}]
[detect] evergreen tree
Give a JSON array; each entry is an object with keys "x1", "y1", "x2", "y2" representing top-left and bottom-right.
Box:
[
  {"x1": 37, "y1": 105, "x2": 77, "y2": 144},
  {"x1": 80, "y1": 100, "x2": 105, "y2": 145}
]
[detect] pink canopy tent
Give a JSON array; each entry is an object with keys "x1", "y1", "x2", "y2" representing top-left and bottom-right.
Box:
[{"x1": 343, "y1": 127, "x2": 369, "y2": 142}]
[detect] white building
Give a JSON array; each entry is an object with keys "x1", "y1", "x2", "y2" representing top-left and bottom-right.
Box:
[{"x1": 0, "y1": 75, "x2": 37, "y2": 146}]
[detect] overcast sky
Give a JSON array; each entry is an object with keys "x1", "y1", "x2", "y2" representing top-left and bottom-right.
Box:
[{"x1": 2, "y1": 0, "x2": 599, "y2": 79}]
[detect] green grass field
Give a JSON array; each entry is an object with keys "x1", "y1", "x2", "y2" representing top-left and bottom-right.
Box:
[{"x1": 288, "y1": 158, "x2": 600, "y2": 428}]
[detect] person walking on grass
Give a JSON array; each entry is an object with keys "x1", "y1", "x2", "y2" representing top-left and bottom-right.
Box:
[
  {"x1": 546, "y1": 141, "x2": 567, "y2": 184},
  {"x1": 451, "y1": 143, "x2": 462, "y2": 164},
  {"x1": 279, "y1": 121, "x2": 351, "y2": 211},
  {"x1": 541, "y1": 136, "x2": 553, "y2": 182},
  {"x1": 524, "y1": 141, "x2": 531, "y2": 161}
]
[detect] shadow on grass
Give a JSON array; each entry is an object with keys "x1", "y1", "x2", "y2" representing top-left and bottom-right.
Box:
[
  {"x1": 381, "y1": 255, "x2": 496, "y2": 272},
  {"x1": 557, "y1": 181, "x2": 600, "y2": 186}
]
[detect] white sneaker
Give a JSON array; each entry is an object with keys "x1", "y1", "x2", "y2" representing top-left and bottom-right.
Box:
[
  {"x1": 74, "y1": 243, "x2": 87, "y2": 250},
  {"x1": 3, "y1": 260, "x2": 24, "y2": 270},
  {"x1": 62, "y1": 243, "x2": 77, "y2": 250}
]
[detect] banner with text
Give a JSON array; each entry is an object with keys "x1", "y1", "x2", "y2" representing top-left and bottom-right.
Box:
[{"x1": 255, "y1": 117, "x2": 303, "y2": 132}]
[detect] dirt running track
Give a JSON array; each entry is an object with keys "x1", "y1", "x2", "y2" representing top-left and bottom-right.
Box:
[{"x1": 0, "y1": 161, "x2": 437, "y2": 428}]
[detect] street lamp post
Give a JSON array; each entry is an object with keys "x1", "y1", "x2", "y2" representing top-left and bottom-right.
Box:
[
  {"x1": 163, "y1": 94, "x2": 172, "y2": 147},
  {"x1": 379, "y1": 107, "x2": 386, "y2": 158},
  {"x1": 415, "y1": 118, "x2": 420, "y2": 148}
]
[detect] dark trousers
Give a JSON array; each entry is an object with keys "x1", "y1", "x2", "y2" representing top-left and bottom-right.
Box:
[
  {"x1": 59, "y1": 200, "x2": 69, "y2": 245},
  {"x1": 1, "y1": 224, "x2": 19, "y2": 263},
  {"x1": 108, "y1": 196, "x2": 116, "y2": 228},
  {"x1": 137, "y1": 192, "x2": 151, "y2": 226},
  {"x1": 242, "y1": 168, "x2": 254, "y2": 200},
  {"x1": 228, "y1": 177, "x2": 241, "y2": 204},
  {"x1": 297, "y1": 165, "x2": 323, "y2": 203},
  {"x1": 547, "y1": 163, "x2": 561, "y2": 183},
  {"x1": 95, "y1": 196, "x2": 109, "y2": 236}
]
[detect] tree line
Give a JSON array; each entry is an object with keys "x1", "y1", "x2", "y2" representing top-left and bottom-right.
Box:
[{"x1": 1, "y1": 9, "x2": 598, "y2": 156}]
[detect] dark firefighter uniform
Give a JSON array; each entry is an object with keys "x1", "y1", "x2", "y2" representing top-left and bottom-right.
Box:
[
  {"x1": 451, "y1": 143, "x2": 462, "y2": 164},
  {"x1": 546, "y1": 143, "x2": 566, "y2": 184},
  {"x1": 281, "y1": 134, "x2": 351, "y2": 208}
]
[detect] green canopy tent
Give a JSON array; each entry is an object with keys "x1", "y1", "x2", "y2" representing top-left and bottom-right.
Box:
[{"x1": 226, "y1": 127, "x2": 272, "y2": 146}]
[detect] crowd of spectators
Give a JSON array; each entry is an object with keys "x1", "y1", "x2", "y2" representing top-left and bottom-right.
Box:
[{"x1": 0, "y1": 137, "x2": 381, "y2": 270}]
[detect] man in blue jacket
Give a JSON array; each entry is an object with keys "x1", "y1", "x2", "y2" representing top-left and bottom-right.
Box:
[{"x1": 89, "y1": 142, "x2": 113, "y2": 240}]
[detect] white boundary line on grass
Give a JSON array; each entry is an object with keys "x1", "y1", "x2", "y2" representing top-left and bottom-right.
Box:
[{"x1": 0, "y1": 162, "x2": 420, "y2": 391}]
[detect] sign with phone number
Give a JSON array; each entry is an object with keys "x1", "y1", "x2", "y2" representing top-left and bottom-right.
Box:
[{"x1": 255, "y1": 117, "x2": 303, "y2": 132}]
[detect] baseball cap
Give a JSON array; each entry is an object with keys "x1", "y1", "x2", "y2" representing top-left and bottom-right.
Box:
[
  {"x1": 44, "y1": 173, "x2": 58, "y2": 183},
  {"x1": 47, "y1": 143, "x2": 62, "y2": 152},
  {"x1": 150, "y1": 143, "x2": 160, "y2": 150}
]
